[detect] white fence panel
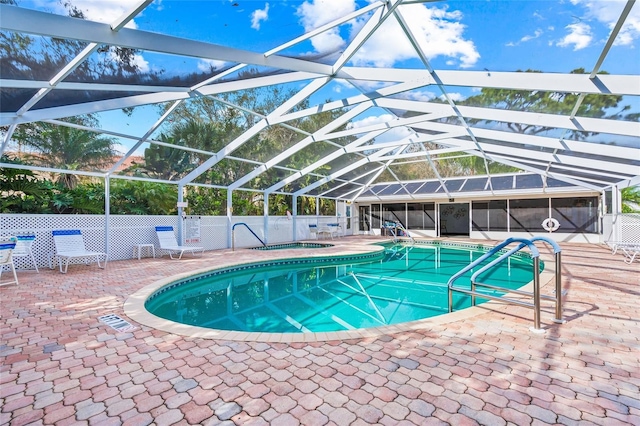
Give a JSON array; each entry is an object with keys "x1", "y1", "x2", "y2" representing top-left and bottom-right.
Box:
[
  {"x1": 1, "y1": 214, "x2": 109, "y2": 270},
  {"x1": 0, "y1": 214, "x2": 350, "y2": 268},
  {"x1": 603, "y1": 213, "x2": 640, "y2": 245}
]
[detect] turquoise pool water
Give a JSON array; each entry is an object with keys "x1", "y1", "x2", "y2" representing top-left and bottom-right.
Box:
[{"x1": 145, "y1": 243, "x2": 539, "y2": 333}]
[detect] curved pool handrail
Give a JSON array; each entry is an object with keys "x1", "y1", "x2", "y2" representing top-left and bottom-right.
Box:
[
  {"x1": 469, "y1": 243, "x2": 532, "y2": 284},
  {"x1": 446, "y1": 237, "x2": 540, "y2": 289},
  {"x1": 232, "y1": 222, "x2": 266, "y2": 250},
  {"x1": 530, "y1": 235, "x2": 561, "y2": 254},
  {"x1": 529, "y1": 235, "x2": 563, "y2": 323}
]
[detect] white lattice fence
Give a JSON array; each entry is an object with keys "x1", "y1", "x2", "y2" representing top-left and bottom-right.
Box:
[
  {"x1": 603, "y1": 213, "x2": 640, "y2": 245},
  {"x1": 0, "y1": 214, "x2": 109, "y2": 270},
  {"x1": 0, "y1": 214, "x2": 344, "y2": 269}
]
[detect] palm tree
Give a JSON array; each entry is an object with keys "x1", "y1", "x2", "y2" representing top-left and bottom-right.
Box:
[
  {"x1": 621, "y1": 186, "x2": 640, "y2": 213},
  {"x1": 15, "y1": 118, "x2": 117, "y2": 189}
]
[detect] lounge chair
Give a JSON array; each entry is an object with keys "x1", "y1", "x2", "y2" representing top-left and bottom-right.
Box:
[
  {"x1": 309, "y1": 224, "x2": 318, "y2": 240},
  {"x1": 327, "y1": 223, "x2": 343, "y2": 238},
  {"x1": 155, "y1": 226, "x2": 204, "y2": 259},
  {"x1": 13, "y1": 234, "x2": 38, "y2": 272},
  {"x1": 312, "y1": 224, "x2": 332, "y2": 240},
  {"x1": 51, "y1": 230, "x2": 108, "y2": 273},
  {"x1": 0, "y1": 237, "x2": 18, "y2": 286},
  {"x1": 618, "y1": 243, "x2": 640, "y2": 264}
]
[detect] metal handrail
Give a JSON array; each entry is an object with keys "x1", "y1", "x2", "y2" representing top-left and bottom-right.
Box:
[
  {"x1": 447, "y1": 237, "x2": 539, "y2": 295},
  {"x1": 530, "y1": 236, "x2": 564, "y2": 324},
  {"x1": 394, "y1": 222, "x2": 415, "y2": 244},
  {"x1": 232, "y1": 222, "x2": 266, "y2": 251},
  {"x1": 447, "y1": 237, "x2": 561, "y2": 333},
  {"x1": 383, "y1": 221, "x2": 414, "y2": 244}
]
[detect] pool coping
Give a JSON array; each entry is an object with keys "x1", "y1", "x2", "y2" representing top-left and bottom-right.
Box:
[{"x1": 124, "y1": 240, "x2": 557, "y2": 342}]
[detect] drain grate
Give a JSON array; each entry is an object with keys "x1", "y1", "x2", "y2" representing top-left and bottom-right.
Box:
[{"x1": 98, "y1": 314, "x2": 137, "y2": 332}]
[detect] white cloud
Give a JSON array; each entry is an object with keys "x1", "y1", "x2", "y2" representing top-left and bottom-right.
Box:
[
  {"x1": 440, "y1": 92, "x2": 465, "y2": 102},
  {"x1": 295, "y1": 1, "x2": 479, "y2": 68},
  {"x1": 130, "y1": 54, "x2": 150, "y2": 73},
  {"x1": 557, "y1": 22, "x2": 593, "y2": 50},
  {"x1": 251, "y1": 3, "x2": 270, "y2": 30},
  {"x1": 570, "y1": 0, "x2": 640, "y2": 46},
  {"x1": 521, "y1": 29, "x2": 543, "y2": 42},
  {"x1": 349, "y1": 113, "x2": 395, "y2": 130},
  {"x1": 396, "y1": 90, "x2": 437, "y2": 102},
  {"x1": 296, "y1": 0, "x2": 356, "y2": 55},
  {"x1": 106, "y1": 50, "x2": 149, "y2": 73},
  {"x1": 40, "y1": 0, "x2": 141, "y2": 28},
  {"x1": 350, "y1": 4, "x2": 479, "y2": 68},
  {"x1": 297, "y1": 0, "x2": 357, "y2": 29},
  {"x1": 348, "y1": 114, "x2": 414, "y2": 143},
  {"x1": 197, "y1": 59, "x2": 229, "y2": 73}
]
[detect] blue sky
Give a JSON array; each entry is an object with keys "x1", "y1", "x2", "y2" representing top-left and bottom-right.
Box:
[
  {"x1": 27, "y1": 0, "x2": 640, "y2": 74},
  {"x1": 21, "y1": 0, "x2": 640, "y2": 151}
]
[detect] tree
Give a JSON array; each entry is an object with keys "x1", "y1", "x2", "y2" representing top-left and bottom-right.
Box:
[
  {"x1": 154, "y1": 77, "x2": 356, "y2": 214},
  {"x1": 136, "y1": 133, "x2": 194, "y2": 181},
  {"x1": 376, "y1": 67, "x2": 636, "y2": 183},
  {"x1": 621, "y1": 186, "x2": 640, "y2": 213},
  {"x1": 109, "y1": 180, "x2": 178, "y2": 215},
  {"x1": 13, "y1": 117, "x2": 117, "y2": 189},
  {"x1": 460, "y1": 68, "x2": 630, "y2": 140},
  {"x1": 0, "y1": 155, "x2": 50, "y2": 212}
]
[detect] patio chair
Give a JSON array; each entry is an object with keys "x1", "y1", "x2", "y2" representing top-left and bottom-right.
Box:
[
  {"x1": 51, "y1": 230, "x2": 108, "y2": 274},
  {"x1": 13, "y1": 234, "x2": 38, "y2": 273},
  {"x1": 309, "y1": 224, "x2": 318, "y2": 240},
  {"x1": 619, "y1": 243, "x2": 640, "y2": 264},
  {"x1": 155, "y1": 226, "x2": 204, "y2": 259},
  {"x1": 315, "y1": 224, "x2": 333, "y2": 240},
  {"x1": 327, "y1": 223, "x2": 343, "y2": 238},
  {"x1": 0, "y1": 237, "x2": 18, "y2": 286}
]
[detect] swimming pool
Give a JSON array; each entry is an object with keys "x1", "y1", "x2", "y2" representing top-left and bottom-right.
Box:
[{"x1": 144, "y1": 242, "x2": 540, "y2": 334}]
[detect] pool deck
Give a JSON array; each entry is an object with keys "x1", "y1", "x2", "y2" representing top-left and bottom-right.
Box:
[{"x1": 1, "y1": 236, "x2": 638, "y2": 425}]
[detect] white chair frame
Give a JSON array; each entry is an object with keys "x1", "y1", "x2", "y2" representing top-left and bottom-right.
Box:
[
  {"x1": 155, "y1": 226, "x2": 204, "y2": 259},
  {"x1": 0, "y1": 237, "x2": 19, "y2": 286},
  {"x1": 13, "y1": 234, "x2": 39, "y2": 272},
  {"x1": 51, "y1": 230, "x2": 108, "y2": 274}
]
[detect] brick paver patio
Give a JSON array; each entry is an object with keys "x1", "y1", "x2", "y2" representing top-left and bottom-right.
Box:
[{"x1": 1, "y1": 237, "x2": 638, "y2": 425}]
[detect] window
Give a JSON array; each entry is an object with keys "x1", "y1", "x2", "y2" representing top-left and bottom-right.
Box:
[
  {"x1": 509, "y1": 199, "x2": 548, "y2": 232},
  {"x1": 382, "y1": 203, "x2": 406, "y2": 226},
  {"x1": 371, "y1": 204, "x2": 381, "y2": 229},
  {"x1": 552, "y1": 197, "x2": 598, "y2": 233},
  {"x1": 472, "y1": 200, "x2": 507, "y2": 231},
  {"x1": 407, "y1": 203, "x2": 435, "y2": 230}
]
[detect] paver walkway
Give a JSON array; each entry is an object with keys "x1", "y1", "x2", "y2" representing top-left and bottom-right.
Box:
[{"x1": 1, "y1": 237, "x2": 638, "y2": 425}]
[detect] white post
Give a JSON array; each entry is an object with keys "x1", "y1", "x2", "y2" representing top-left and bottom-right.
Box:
[
  {"x1": 263, "y1": 194, "x2": 270, "y2": 245},
  {"x1": 293, "y1": 195, "x2": 298, "y2": 242},
  {"x1": 177, "y1": 183, "x2": 184, "y2": 244},
  {"x1": 104, "y1": 176, "x2": 110, "y2": 256},
  {"x1": 227, "y1": 189, "x2": 233, "y2": 249}
]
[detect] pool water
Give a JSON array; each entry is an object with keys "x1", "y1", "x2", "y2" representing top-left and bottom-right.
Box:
[{"x1": 145, "y1": 243, "x2": 539, "y2": 333}]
